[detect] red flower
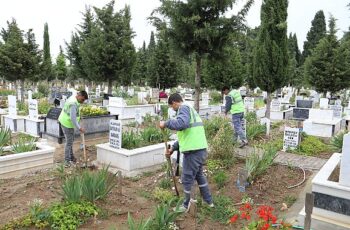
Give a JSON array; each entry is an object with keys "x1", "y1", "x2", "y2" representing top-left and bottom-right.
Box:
[
  {"x1": 241, "y1": 212, "x2": 246, "y2": 219},
  {"x1": 229, "y1": 214, "x2": 239, "y2": 223},
  {"x1": 261, "y1": 223, "x2": 270, "y2": 230}
]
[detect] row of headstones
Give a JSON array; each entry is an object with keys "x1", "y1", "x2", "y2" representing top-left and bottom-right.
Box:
[{"x1": 8, "y1": 95, "x2": 39, "y2": 120}]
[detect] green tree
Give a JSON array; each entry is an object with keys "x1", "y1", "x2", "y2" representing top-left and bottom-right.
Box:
[
  {"x1": 152, "y1": 0, "x2": 253, "y2": 111},
  {"x1": 133, "y1": 41, "x2": 148, "y2": 85},
  {"x1": 41, "y1": 23, "x2": 54, "y2": 81},
  {"x1": 253, "y1": 0, "x2": 289, "y2": 118},
  {"x1": 0, "y1": 20, "x2": 41, "y2": 101},
  {"x1": 305, "y1": 16, "x2": 350, "y2": 96},
  {"x1": 146, "y1": 31, "x2": 158, "y2": 85},
  {"x1": 80, "y1": 1, "x2": 136, "y2": 93},
  {"x1": 287, "y1": 33, "x2": 303, "y2": 87},
  {"x1": 55, "y1": 46, "x2": 67, "y2": 82},
  {"x1": 203, "y1": 46, "x2": 244, "y2": 90},
  {"x1": 302, "y1": 10, "x2": 326, "y2": 61}
]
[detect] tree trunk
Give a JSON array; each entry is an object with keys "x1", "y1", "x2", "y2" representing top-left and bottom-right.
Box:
[
  {"x1": 20, "y1": 79, "x2": 25, "y2": 102},
  {"x1": 194, "y1": 55, "x2": 201, "y2": 112},
  {"x1": 108, "y1": 78, "x2": 113, "y2": 94},
  {"x1": 265, "y1": 91, "x2": 271, "y2": 119}
]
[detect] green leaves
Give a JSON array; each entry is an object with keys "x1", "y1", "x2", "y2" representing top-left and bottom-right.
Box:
[{"x1": 11, "y1": 137, "x2": 36, "y2": 154}]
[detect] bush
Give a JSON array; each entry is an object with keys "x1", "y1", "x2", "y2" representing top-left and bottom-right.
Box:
[
  {"x1": 152, "y1": 187, "x2": 174, "y2": 204},
  {"x1": 38, "y1": 83, "x2": 49, "y2": 96},
  {"x1": 80, "y1": 105, "x2": 108, "y2": 117},
  {"x1": 209, "y1": 125, "x2": 236, "y2": 167},
  {"x1": 38, "y1": 99, "x2": 52, "y2": 114},
  {"x1": 330, "y1": 131, "x2": 347, "y2": 152},
  {"x1": 213, "y1": 171, "x2": 228, "y2": 189},
  {"x1": 254, "y1": 98, "x2": 265, "y2": 109},
  {"x1": 298, "y1": 136, "x2": 329, "y2": 156},
  {"x1": 210, "y1": 91, "x2": 222, "y2": 105},
  {"x1": 204, "y1": 116, "x2": 231, "y2": 140}
]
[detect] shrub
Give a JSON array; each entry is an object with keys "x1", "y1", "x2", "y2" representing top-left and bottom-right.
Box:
[
  {"x1": 298, "y1": 136, "x2": 329, "y2": 156},
  {"x1": 204, "y1": 116, "x2": 231, "y2": 140},
  {"x1": 206, "y1": 159, "x2": 223, "y2": 175},
  {"x1": 11, "y1": 137, "x2": 36, "y2": 154},
  {"x1": 152, "y1": 187, "x2": 174, "y2": 204},
  {"x1": 330, "y1": 131, "x2": 347, "y2": 152},
  {"x1": 80, "y1": 105, "x2": 108, "y2": 116},
  {"x1": 122, "y1": 131, "x2": 143, "y2": 149},
  {"x1": 38, "y1": 83, "x2": 49, "y2": 96},
  {"x1": 213, "y1": 171, "x2": 228, "y2": 189},
  {"x1": 245, "y1": 145, "x2": 277, "y2": 183},
  {"x1": 210, "y1": 91, "x2": 222, "y2": 105},
  {"x1": 126, "y1": 96, "x2": 138, "y2": 105},
  {"x1": 32, "y1": 92, "x2": 45, "y2": 99},
  {"x1": 38, "y1": 99, "x2": 52, "y2": 114},
  {"x1": 209, "y1": 125, "x2": 236, "y2": 166},
  {"x1": 254, "y1": 98, "x2": 265, "y2": 109}
]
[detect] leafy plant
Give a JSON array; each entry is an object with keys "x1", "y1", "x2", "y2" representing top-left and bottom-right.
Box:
[
  {"x1": 49, "y1": 201, "x2": 98, "y2": 230},
  {"x1": 80, "y1": 105, "x2": 108, "y2": 117},
  {"x1": 204, "y1": 116, "x2": 230, "y2": 140},
  {"x1": 0, "y1": 89, "x2": 15, "y2": 96},
  {"x1": 38, "y1": 99, "x2": 52, "y2": 114},
  {"x1": 61, "y1": 174, "x2": 82, "y2": 203},
  {"x1": 254, "y1": 98, "x2": 265, "y2": 109},
  {"x1": 125, "y1": 96, "x2": 139, "y2": 105},
  {"x1": 213, "y1": 170, "x2": 228, "y2": 189},
  {"x1": 141, "y1": 126, "x2": 171, "y2": 144},
  {"x1": 81, "y1": 166, "x2": 116, "y2": 202},
  {"x1": 245, "y1": 145, "x2": 277, "y2": 183},
  {"x1": 210, "y1": 91, "x2": 222, "y2": 105},
  {"x1": 247, "y1": 122, "x2": 266, "y2": 141},
  {"x1": 38, "y1": 83, "x2": 49, "y2": 96},
  {"x1": 158, "y1": 178, "x2": 172, "y2": 189},
  {"x1": 151, "y1": 199, "x2": 182, "y2": 230},
  {"x1": 201, "y1": 195, "x2": 236, "y2": 224},
  {"x1": 152, "y1": 187, "x2": 174, "y2": 204},
  {"x1": 297, "y1": 135, "x2": 330, "y2": 156},
  {"x1": 17, "y1": 101, "x2": 29, "y2": 115},
  {"x1": 11, "y1": 137, "x2": 36, "y2": 154},
  {"x1": 0, "y1": 127, "x2": 11, "y2": 154},
  {"x1": 32, "y1": 92, "x2": 45, "y2": 99},
  {"x1": 122, "y1": 131, "x2": 143, "y2": 149},
  {"x1": 127, "y1": 212, "x2": 151, "y2": 230},
  {"x1": 206, "y1": 159, "x2": 223, "y2": 175},
  {"x1": 330, "y1": 131, "x2": 347, "y2": 152}
]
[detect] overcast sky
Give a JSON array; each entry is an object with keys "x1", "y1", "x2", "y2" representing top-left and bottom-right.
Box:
[{"x1": 0, "y1": 0, "x2": 348, "y2": 58}]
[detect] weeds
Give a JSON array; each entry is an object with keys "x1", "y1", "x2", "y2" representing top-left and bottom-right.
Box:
[
  {"x1": 330, "y1": 131, "x2": 347, "y2": 152},
  {"x1": 127, "y1": 212, "x2": 151, "y2": 230},
  {"x1": 213, "y1": 171, "x2": 228, "y2": 189}
]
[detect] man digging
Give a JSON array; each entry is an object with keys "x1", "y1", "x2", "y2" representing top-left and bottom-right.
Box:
[{"x1": 159, "y1": 93, "x2": 214, "y2": 212}]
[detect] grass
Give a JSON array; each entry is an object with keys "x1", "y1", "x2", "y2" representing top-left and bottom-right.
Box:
[{"x1": 283, "y1": 195, "x2": 297, "y2": 207}]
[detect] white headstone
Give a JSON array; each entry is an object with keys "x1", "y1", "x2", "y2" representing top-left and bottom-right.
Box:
[
  {"x1": 262, "y1": 92, "x2": 267, "y2": 99},
  {"x1": 109, "y1": 120, "x2": 122, "y2": 149},
  {"x1": 28, "y1": 90, "x2": 33, "y2": 100},
  {"x1": 271, "y1": 99, "x2": 281, "y2": 112},
  {"x1": 340, "y1": 133, "x2": 350, "y2": 186},
  {"x1": 260, "y1": 117, "x2": 271, "y2": 135},
  {"x1": 283, "y1": 127, "x2": 300, "y2": 151},
  {"x1": 138, "y1": 92, "x2": 147, "y2": 104},
  {"x1": 184, "y1": 93, "x2": 193, "y2": 100},
  {"x1": 320, "y1": 98, "x2": 329, "y2": 109},
  {"x1": 329, "y1": 105, "x2": 343, "y2": 119},
  {"x1": 8, "y1": 83, "x2": 12, "y2": 90},
  {"x1": 28, "y1": 99, "x2": 38, "y2": 119},
  {"x1": 96, "y1": 86, "x2": 101, "y2": 97},
  {"x1": 201, "y1": 93, "x2": 209, "y2": 107},
  {"x1": 151, "y1": 88, "x2": 160, "y2": 100},
  {"x1": 8, "y1": 95, "x2": 17, "y2": 116},
  {"x1": 127, "y1": 88, "x2": 135, "y2": 96},
  {"x1": 85, "y1": 85, "x2": 89, "y2": 94},
  {"x1": 135, "y1": 108, "x2": 142, "y2": 124},
  {"x1": 109, "y1": 97, "x2": 125, "y2": 107},
  {"x1": 244, "y1": 97, "x2": 255, "y2": 110},
  {"x1": 17, "y1": 86, "x2": 22, "y2": 100}
]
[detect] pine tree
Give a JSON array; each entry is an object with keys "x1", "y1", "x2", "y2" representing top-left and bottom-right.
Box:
[
  {"x1": 41, "y1": 23, "x2": 54, "y2": 81},
  {"x1": 302, "y1": 10, "x2": 326, "y2": 61},
  {"x1": 152, "y1": 0, "x2": 253, "y2": 111},
  {"x1": 55, "y1": 46, "x2": 67, "y2": 82},
  {"x1": 253, "y1": 0, "x2": 289, "y2": 118},
  {"x1": 305, "y1": 16, "x2": 350, "y2": 96}
]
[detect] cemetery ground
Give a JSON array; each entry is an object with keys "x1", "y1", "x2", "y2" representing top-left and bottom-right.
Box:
[{"x1": 0, "y1": 117, "x2": 335, "y2": 230}]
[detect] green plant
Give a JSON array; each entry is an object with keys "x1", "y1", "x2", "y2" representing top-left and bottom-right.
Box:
[
  {"x1": 0, "y1": 127, "x2": 11, "y2": 154},
  {"x1": 125, "y1": 96, "x2": 139, "y2": 105},
  {"x1": 17, "y1": 101, "x2": 29, "y2": 114},
  {"x1": 298, "y1": 135, "x2": 329, "y2": 156},
  {"x1": 122, "y1": 131, "x2": 143, "y2": 149},
  {"x1": 245, "y1": 145, "x2": 277, "y2": 183},
  {"x1": 61, "y1": 174, "x2": 82, "y2": 203},
  {"x1": 80, "y1": 166, "x2": 116, "y2": 202},
  {"x1": 80, "y1": 105, "x2": 108, "y2": 116},
  {"x1": 283, "y1": 195, "x2": 297, "y2": 208},
  {"x1": 245, "y1": 111, "x2": 258, "y2": 123},
  {"x1": 49, "y1": 201, "x2": 98, "y2": 230},
  {"x1": 331, "y1": 131, "x2": 347, "y2": 152},
  {"x1": 11, "y1": 137, "x2": 36, "y2": 154},
  {"x1": 54, "y1": 164, "x2": 66, "y2": 180},
  {"x1": 38, "y1": 83, "x2": 49, "y2": 96},
  {"x1": 0, "y1": 89, "x2": 15, "y2": 96},
  {"x1": 213, "y1": 170, "x2": 228, "y2": 189},
  {"x1": 210, "y1": 91, "x2": 222, "y2": 105},
  {"x1": 158, "y1": 178, "x2": 172, "y2": 189},
  {"x1": 141, "y1": 126, "x2": 170, "y2": 144},
  {"x1": 160, "y1": 104, "x2": 168, "y2": 120},
  {"x1": 201, "y1": 195, "x2": 236, "y2": 224},
  {"x1": 204, "y1": 116, "x2": 230, "y2": 139},
  {"x1": 206, "y1": 159, "x2": 223, "y2": 175},
  {"x1": 38, "y1": 99, "x2": 52, "y2": 114},
  {"x1": 32, "y1": 92, "x2": 45, "y2": 99},
  {"x1": 254, "y1": 98, "x2": 265, "y2": 109},
  {"x1": 151, "y1": 199, "x2": 182, "y2": 230},
  {"x1": 209, "y1": 124, "x2": 236, "y2": 166},
  {"x1": 127, "y1": 212, "x2": 151, "y2": 230},
  {"x1": 152, "y1": 187, "x2": 174, "y2": 204},
  {"x1": 247, "y1": 122, "x2": 266, "y2": 141}
]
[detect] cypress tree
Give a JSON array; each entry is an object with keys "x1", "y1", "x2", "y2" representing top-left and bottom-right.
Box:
[
  {"x1": 253, "y1": 0, "x2": 289, "y2": 118},
  {"x1": 302, "y1": 10, "x2": 326, "y2": 61},
  {"x1": 42, "y1": 23, "x2": 54, "y2": 81}
]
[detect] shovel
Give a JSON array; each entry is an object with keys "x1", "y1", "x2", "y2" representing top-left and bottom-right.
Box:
[
  {"x1": 163, "y1": 130, "x2": 179, "y2": 197},
  {"x1": 81, "y1": 132, "x2": 87, "y2": 168}
]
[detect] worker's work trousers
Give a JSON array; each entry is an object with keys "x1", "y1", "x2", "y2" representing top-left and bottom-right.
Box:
[
  {"x1": 61, "y1": 125, "x2": 75, "y2": 163},
  {"x1": 182, "y1": 149, "x2": 213, "y2": 208}
]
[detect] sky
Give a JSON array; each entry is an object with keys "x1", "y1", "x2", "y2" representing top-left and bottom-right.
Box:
[{"x1": 0, "y1": 0, "x2": 348, "y2": 58}]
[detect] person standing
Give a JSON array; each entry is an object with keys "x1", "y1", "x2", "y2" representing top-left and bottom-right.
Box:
[
  {"x1": 222, "y1": 86, "x2": 248, "y2": 148},
  {"x1": 58, "y1": 91, "x2": 88, "y2": 165},
  {"x1": 159, "y1": 93, "x2": 214, "y2": 212}
]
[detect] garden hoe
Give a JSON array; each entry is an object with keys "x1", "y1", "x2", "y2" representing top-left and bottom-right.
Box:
[{"x1": 163, "y1": 130, "x2": 179, "y2": 197}]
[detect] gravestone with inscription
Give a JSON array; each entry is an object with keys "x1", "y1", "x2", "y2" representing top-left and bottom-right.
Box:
[
  {"x1": 320, "y1": 98, "x2": 329, "y2": 109},
  {"x1": 283, "y1": 127, "x2": 300, "y2": 151},
  {"x1": 271, "y1": 99, "x2": 281, "y2": 112},
  {"x1": 25, "y1": 99, "x2": 44, "y2": 136},
  {"x1": 329, "y1": 105, "x2": 343, "y2": 119},
  {"x1": 109, "y1": 120, "x2": 122, "y2": 149},
  {"x1": 244, "y1": 97, "x2": 255, "y2": 111}
]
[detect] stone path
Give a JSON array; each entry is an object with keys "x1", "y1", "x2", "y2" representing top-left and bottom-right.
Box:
[{"x1": 236, "y1": 146, "x2": 327, "y2": 171}]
